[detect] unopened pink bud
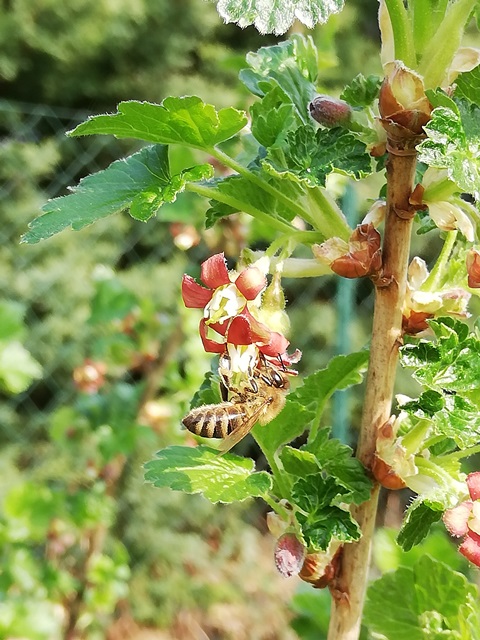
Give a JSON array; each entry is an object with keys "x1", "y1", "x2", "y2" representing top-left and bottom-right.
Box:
[
  {"x1": 467, "y1": 472, "x2": 480, "y2": 501},
  {"x1": 274, "y1": 533, "x2": 306, "y2": 578},
  {"x1": 309, "y1": 95, "x2": 352, "y2": 128},
  {"x1": 459, "y1": 530, "x2": 480, "y2": 567},
  {"x1": 466, "y1": 249, "x2": 480, "y2": 289},
  {"x1": 443, "y1": 502, "x2": 473, "y2": 537}
]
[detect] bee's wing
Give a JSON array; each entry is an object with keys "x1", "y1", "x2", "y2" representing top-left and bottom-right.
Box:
[{"x1": 218, "y1": 399, "x2": 270, "y2": 455}]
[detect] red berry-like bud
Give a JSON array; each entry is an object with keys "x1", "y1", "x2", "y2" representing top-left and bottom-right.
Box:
[
  {"x1": 466, "y1": 249, "x2": 480, "y2": 288},
  {"x1": 309, "y1": 95, "x2": 352, "y2": 128},
  {"x1": 274, "y1": 533, "x2": 307, "y2": 578}
]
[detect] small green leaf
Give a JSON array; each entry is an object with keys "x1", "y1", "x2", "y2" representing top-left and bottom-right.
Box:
[
  {"x1": 340, "y1": 73, "x2": 382, "y2": 108},
  {"x1": 252, "y1": 400, "x2": 314, "y2": 458},
  {"x1": 190, "y1": 369, "x2": 223, "y2": 409},
  {"x1": 267, "y1": 125, "x2": 373, "y2": 187},
  {"x1": 397, "y1": 499, "x2": 444, "y2": 551},
  {"x1": 454, "y1": 65, "x2": 480, "y2": 104},
  {"x1": 69, "y1": 97, "x2": 247, "y2": 150},
  {"x1": 240, "y1": 35, "x2": 318, "y2": 122},
  {"x1": 417, "y1": 102, "x2": 480, "y2": 199},
  {"x1": 250, "y1": 86, "x2": 299, "y2": 147},
  {"x1": 306, "y1": 431, "x2": 373, "y2": 504},
  {"x1": 292, "y1": 475, "x2": 361, "y2": 550},
  {"x1": 22, "y1": 146, "x2": 212, "y2": 243},
  {"x1": 280, "y1": 447, "x2": 319, "y2": 477},
  {"x1": 290, "y1": 350, "x2": 369, "y2": 415},
  {"x1": 217, "y1": 1, "x2": 344, "y2": 36},
  {"x1": 144, "y1": 445, "x2": 272, "y2": 503},
  {"x1": 365, "y1": 556, "x2": 479, "y2": 640},
  {"x1": 0, "y1": 342, "x2": 42, "y2": 394}
]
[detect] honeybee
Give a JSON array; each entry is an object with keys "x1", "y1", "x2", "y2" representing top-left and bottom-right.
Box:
[{"x1": 182, "y1": 357, "x2": 291, "y2": 454}]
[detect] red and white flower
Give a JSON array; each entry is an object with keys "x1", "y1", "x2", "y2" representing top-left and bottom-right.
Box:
[
  {"x1": 443, "y1": 472, "x2": 480, "y2": 567},
  {"x1": 182, "y1": 253, "x2": 294, "y2": 378}
]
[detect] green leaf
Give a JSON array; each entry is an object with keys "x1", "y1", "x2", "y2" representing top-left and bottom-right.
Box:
[
  {"x1": 203, "y1": 173, "x2": 298, "y2": 229},
  {"x1": 292, "y1": 475, "x2": 361, "y2": 550},
  {"x1": 397, "y1": 498, "x2": 444, "y2": 551},
  {"x1": 454, "y1": 65, "x2": 480, "y2": 104},
  {"x1": 240, "y1": 35, "x2": 318, "y2": 122},
  {"x1": 23, "y1": 146, "x2": 213, "y2": 243},
  {"x1": 250, "y1": 86, "x2": 299, "y2": 147},
  {"x1": 144, "y1": 445, "x2": 272, "y2": 503},
  {"x1": 401, "y1": 318, "x2": 480, "y2": 395},
  {"x1": 190, "y1": 369, "x2": 223, "y2": 409},
  {"x1": 290, "y1": 350, "x2": 369, "y2": 416},
  {"x1": 365, "y1": 556, "x2": 479, "y2": 640},
  {"x1": 0, "y1": 342, "x2": 42, "y2": 394},
  {"x1": 217, "y1": 1, "x2": 344, "y2": 36},
  {"x1": 252, "y1": 399, "x2": 314, "y2": 457},
  {"x1": 417, "y1": 102, "x2": 480, "y2": 199},
  {"x1": 267, "y1": 125, "x2": 373, "y2": 187},
  {"x1": 340, "y1": 73, "x2": 382, "y2": 108},
  {"x1": 69, "y1": 97, "x2": 247, "y2": 149},
  {"x1": 306, "y1": 431, "x2": 373, "y2": 504}
]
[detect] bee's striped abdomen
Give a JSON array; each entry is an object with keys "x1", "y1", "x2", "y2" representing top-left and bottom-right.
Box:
[{"x1": 182, "y1": 402, "x2": 246, "y2": 439}]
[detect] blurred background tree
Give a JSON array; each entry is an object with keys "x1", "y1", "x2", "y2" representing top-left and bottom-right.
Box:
[{"x1": 1, "y1": 1, "x2": 450, "y2": 638}]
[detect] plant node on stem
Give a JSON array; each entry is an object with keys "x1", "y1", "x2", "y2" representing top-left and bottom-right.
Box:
[{"x1": 327, "y1": 143, "x2": 418, "y2": 639}]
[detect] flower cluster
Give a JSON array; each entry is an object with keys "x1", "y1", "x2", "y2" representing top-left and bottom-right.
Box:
[
  {"x1": 182, "y1": 253, "x2": 297, "y2": 381},
  {"x1": 443, "y1": 473, "x2": 480, "y2": 567}
]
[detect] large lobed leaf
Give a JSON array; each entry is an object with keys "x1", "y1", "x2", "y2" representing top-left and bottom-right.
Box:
[
  {"x1": 22, "y1": 145, "x2": 212, "y2": 243},
  {"x1": 144, "y1": 445, "x2": 272, "y2": 503},
  {"x1": 216, "y1": 0, "x2": 344, "y2": 36},
  {"x1": 240, "y1": 35, "x2": 318, "y2": 123},
  {"x1": 265, "y1": 125, "x2": 373, "y2": 187},
  {"x1": 69, "y1": 96, "x2": 248, "y2": 150},
  {"x1": 365, "y1": 556, "x2": 480, "y2": 640}
]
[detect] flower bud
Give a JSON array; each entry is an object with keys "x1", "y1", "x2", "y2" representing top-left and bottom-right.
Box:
[
  {"x1": 313, "y1": 223, "x2": 382, "y2": 280},
  {"x1": 467, "y1": 249, "x2": 480, "y2": 289},
  {"x1": 274, "y1": 533, "x2": 307, "y2": 578},
  {"x1": 299, "y1": 543, "x2": 343, "y2": 589},
  {"x1": 309, "y1": 95, "x2": 352, "y2": 128}
]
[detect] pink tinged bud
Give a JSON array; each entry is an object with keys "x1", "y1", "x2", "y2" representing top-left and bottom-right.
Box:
[
  {"x1": 443, "y1": 502, "x2": 473, "y2": 537},
  {"x1": 459, "y1": 530, "x2": 480, "y2": 567},
  {"x1": 233, "y1": 266, "x2": 267, "y2": 300},
  {"x1": 309, "y1": 95, "x2": 352, "y2": 128},
  {"x1": 299, "y1": 544, "x2": 343, "y2": 589},
  {"x1": 314, "y1": 224, "x2": 382, "y2": 279},
  {"x1": 274, "y1": 533, "x2": 307, "y2": 578},
  {"x1": 467, "y1": 249, "x2": 480, "y2": 289},
  {"x1": 379, "y1": 62, "x2": 431, "y2": 138},
  {"x1": 372, "y1": 455, "x2": 407, "y2": 490},
  {"x1": 200, "y1": 253, "x2": 230, "y2": 289},
  {"x1": 181, "y1": 274, "x2": 213, "y2": 308},
  {"x1": 467, "y1": 472, "x2": 480, "y2": 501}
]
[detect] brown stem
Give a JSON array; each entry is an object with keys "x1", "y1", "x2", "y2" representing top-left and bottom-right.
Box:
[{"x1": 327, "y1": 150, "x2": 417, "y2": 639}]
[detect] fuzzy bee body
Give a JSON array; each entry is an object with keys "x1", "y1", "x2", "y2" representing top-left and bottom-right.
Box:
[
  {"x1": 182, "y1": 402, "x2": 246, "y2": 439},
  {"x1": 182, "y1": 358, "x2": 291, "y2": 453}
]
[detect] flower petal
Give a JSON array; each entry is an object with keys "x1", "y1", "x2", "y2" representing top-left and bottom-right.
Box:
[
  {"x1": 181, "y1": 275, "x2": 212, "y2": 308},
  {"x1": 260, "y1": 331, "x2": 290, "y2": 358},
  {"x1": 234, "y1": 267, "x2": 267, "y2": 300},
  {"x1": 459, "y1": 530, "x2": 480, "y2": 567},
  {"x1": 200, "y1": 253, "x2": 230, "y2": 289},
  {"x1": 199, "y1": 319, "x2": 226, "y2": 353},
  {"x1": 227, "y1": 313, "x2": 271, "y2": 346}
]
